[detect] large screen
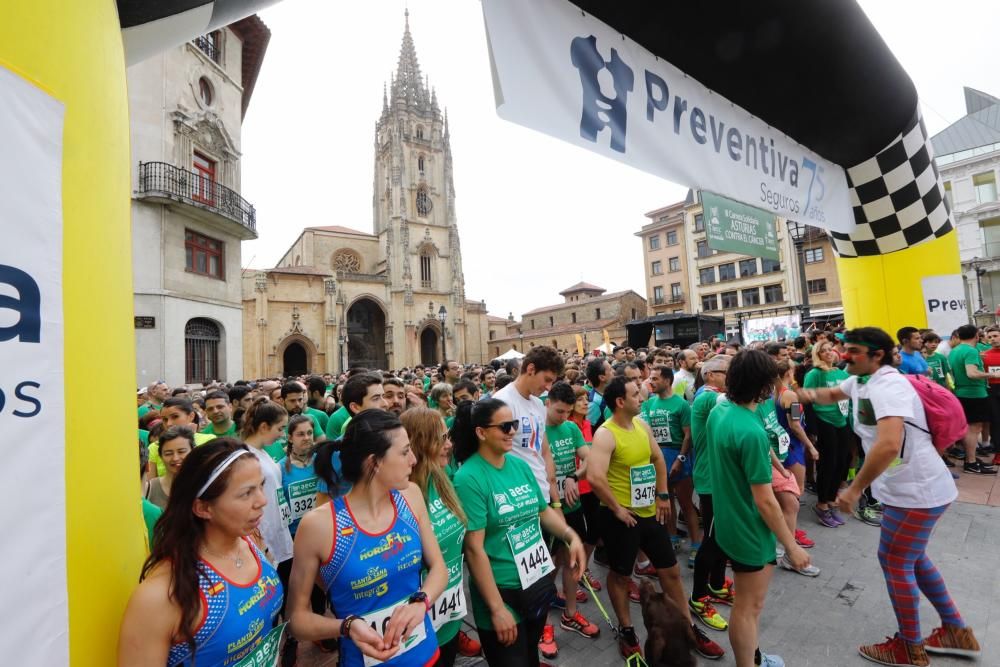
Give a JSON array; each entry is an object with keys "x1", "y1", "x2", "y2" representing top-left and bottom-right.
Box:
[{"x1": 742, "y1": 314, "x2": 801, "y2": 343}]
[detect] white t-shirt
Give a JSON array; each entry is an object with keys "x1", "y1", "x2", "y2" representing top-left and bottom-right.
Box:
[
  {"x1": 249, "y1": 447, "x2": 294, "y2": 564},
  {"x1": 673, "y1": 368, "x2": 696, "y2": 402},
  {"x1": 840, "y1": 366, "x2": 957, "y2": 508},
  {"x1": 494, "y1": 382, "x2": 550, "y2": 499}
]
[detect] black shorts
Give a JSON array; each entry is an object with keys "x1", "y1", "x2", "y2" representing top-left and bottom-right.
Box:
[
  {"x1": 597, "y1": 506, "x2": 677, "y2": 576},
  {"x1": 959, "y1": 396, "x2": 991, "y2": 425},
  {"x1": 550, "y1": 508, "x2": 588, "y2": 555},
  {"x1": 579, "y1": 492, "x2": 601, "y2": 545},
  {"x1": 723, "y1": 551, "x2": 777, "y2": 574}
]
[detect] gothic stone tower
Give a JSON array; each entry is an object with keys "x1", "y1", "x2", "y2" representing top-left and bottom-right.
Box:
[{"x1": 374, "y1": 12, "x2": 471, "y2": 367}]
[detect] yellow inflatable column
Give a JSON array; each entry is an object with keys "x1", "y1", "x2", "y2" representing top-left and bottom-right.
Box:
[
  {"x1": 1, "y1": 1, "x2": 143, "y2": 665},
  {"x1": 837, "y1": 231, "x2": 962, "y2": 333}
]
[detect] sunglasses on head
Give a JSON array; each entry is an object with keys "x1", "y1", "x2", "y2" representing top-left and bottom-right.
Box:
[{"x1": 485, "y1": 419, "x2": 519, "y2": 434}]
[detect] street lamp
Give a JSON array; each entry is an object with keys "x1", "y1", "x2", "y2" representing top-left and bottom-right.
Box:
[
  {"x1": 786, "y1": 220, "x2": 810, "y2": 320},
  {"x1": 437, "y1": 305, "x2": 447, "y2": 363},
  {"x1": 338, "y1": 325, "x2": 349, "y2": 375}
]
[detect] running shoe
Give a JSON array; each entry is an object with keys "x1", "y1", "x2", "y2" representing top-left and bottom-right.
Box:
[
  {"x1": 795, "y1": 529, "x2": 815, "y2": 548},
  {"x1": 855, "y1": 505, "x2": 882, "y2": 526},
  {"x1": 993, "y1": 454, "x2": 1000, "y2": 467},
  {"x1": 538, "y1": 624, "x2": 558, "y2": 660},
  {"x1": 688, "y1": 542, "x2": 700, "y2": 569},
  {"x1": 580, "y1": 568, "x2": 602, "y2": 591},
  {"x1": 456, "y1": 630, "x2": 482, "y2": 657},
  {"x1": 923, "y1": 625, "x2": 981, "y2": 657},
  {"x1": 634, "y1": 562, "x2": 657, "y2": 579},
  {"x1": 775, "y1": 544, "x2": 785, "y2": 559},
  {"x1": 758, "y1": 652, "x2": 786, "y2": 667},
  {"x1": 814, "y1": 505, "x2": 838, "y2": 528},
  {"x1": 707, "y1": 578, "x2": 735, "y2": 606},
  {"x1": 778, "y1": 553, "x2": 821, "y2": 577},
  {"x1": 828, "y1": 508, "x2": 846, "y2": 526},
  {"x1": 804, "y1": 481, "x2": 817, "y2": 494},
  {"x1": 560, "y1": 611, "x2": 600, "y2": 638},
  {"x1": 691, "y1": 623, "x2": 725, "y2": 659},
  {"x1": 964, "y1": 461, "x2": 998, "y2": 475},
  {"x1": 858, "y1": 634, "x2": 929, "y2": 666},
  {"x1": 628, "y1": 578, "x2": 641, "y2": 604},
  {"x1": 670, "y1": 535, "x2": 682, "y2": 552},
  {"x1": 617, "y1": 625, "x2": 642, "y2": 659},
  {"x1": 688, "y1": 596, "x2": 728, "y2": 631},
  {"x1": 868, "y1": 501, "x2": 884, "y2": 513},
  {"x1": 943, "y1": 457, "x2": 956, "y2": 468},
  {"x1": 551, "y1": 589, "x2": 588, "y2": 609},
  {"x1": 977, "y1": 443, "x2": 994, "y2": 455}
]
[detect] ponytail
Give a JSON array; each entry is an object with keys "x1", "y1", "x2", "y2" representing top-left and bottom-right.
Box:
[
  {"x1": 240, "y1": 396, "x2": 287, "y2": 440},
  {"x1": 451, "y1": 398, "x2": 506, "y2": 464}
]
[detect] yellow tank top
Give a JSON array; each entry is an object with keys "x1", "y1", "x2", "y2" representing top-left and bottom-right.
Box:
[{"x1": 602, "y1": 417, "x2": 657, "y2": 518}]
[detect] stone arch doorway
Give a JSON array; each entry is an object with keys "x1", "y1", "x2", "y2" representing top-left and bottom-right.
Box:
[
  {"x1": 420, "y1": 327, "x2": 439, "y2": 366},
  {"x1": 346, "y1": 297, "x2": 386, "y2": 370},
  {"x1": 283, "y1": 341, "x2": 307, "y2": 377}
]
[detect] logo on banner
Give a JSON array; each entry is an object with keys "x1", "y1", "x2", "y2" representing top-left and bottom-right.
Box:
[
  {"x1": 567, "y1": 35, "x2": 829, "y2": 222},
  {"x1": 570, "y1": 35, "x2": 634, "y2": 153},
  {"x1": 0, "y1": 264, "x2": 41, "y2": 343}
]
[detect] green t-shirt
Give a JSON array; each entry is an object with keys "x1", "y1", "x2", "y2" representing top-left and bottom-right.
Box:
[
  {"x1": 545, "y1": 420, "x2": 585, "y2": 513},
  {"x1": 690, "y1": 389, "x2": 725, "y2": 495},
  {"x1": 924, "y1": 352, "x2": 950, "y2": 388},
  {"x1": 977, "y1": 341, "x2": 991, "y2": 352},
  {"x1": 264, "y1": 440, "x2": 287, "y2": 463},
  {"x1": 424, "y1": 478, "x2": 467, "y2": 644},
  {"x1": 803, "y1": 367, "x2": 850, "y2": 427},
  {"x1": 949, "y1": 343, "x2": 988, "y2": 398},
  {"x1": 139, "y1": 429, "x2": 149, "y2": 447},
  {"x1": 707, "y1": 401, "x2": 775, "y2": 567},
  {"x1": 142, "y1": 498, "x2": 162, "y2": 549},
  {"x1": 756, "y1": 397, "x2": 790, "y2": 463},
  {"x1": 453, "y1": 453, "x2": 547, "y2": 629},
  {"x1": 137, "y1": 401, "x2": 162, "y2": 419},
  {"x1": 640, "y1": 393, "x2": 691, "y2": 449},
  {"x1": 199, "y1": 421, "x2": 237, "y2": 438},
  {"x1": 325, "y1": 405, "x2": 350, "y2": 440},
  {"x1": 306, "y1": 406, "x2": 329, "y2": 432}
]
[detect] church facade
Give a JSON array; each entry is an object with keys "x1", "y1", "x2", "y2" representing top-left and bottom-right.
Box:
[{"x1": 242, "y1": 15, "x2": 489, "y2": 377}]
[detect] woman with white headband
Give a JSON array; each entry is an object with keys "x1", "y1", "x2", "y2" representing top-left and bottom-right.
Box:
[{"x1": 118, "y1": 438, "x2": 283, "y2": 665}]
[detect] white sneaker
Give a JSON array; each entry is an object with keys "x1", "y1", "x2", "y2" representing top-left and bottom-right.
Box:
[
  {"x1": 775, "y1": 544, "x2": 786, "y2": 559},
  {"x1": 778, "y1": 554, "x2": 820, "y2": 577}
]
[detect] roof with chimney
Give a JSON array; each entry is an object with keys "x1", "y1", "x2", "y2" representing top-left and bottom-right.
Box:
[{"x1": 559, "y1": 281, "x2": 606, "y2": 296}]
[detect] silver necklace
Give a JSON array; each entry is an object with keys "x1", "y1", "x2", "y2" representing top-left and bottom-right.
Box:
[{"x1": 203, "y1": 544, "x2": 244, "y2": 569}]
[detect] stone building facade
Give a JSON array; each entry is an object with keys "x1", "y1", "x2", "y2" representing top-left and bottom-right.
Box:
[
  {"x1": 488, "y1": 283, "x2": 647, "y2": 358},
  {"x1": 241, "y1": 14, "x2": 489, "y2": 376},
  {"x1": 129, "y1": 17, "x2": 269, "y2": 387}
]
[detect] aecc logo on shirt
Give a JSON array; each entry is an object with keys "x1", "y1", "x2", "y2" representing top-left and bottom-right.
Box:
[{"x1": 0, "y1": 263, "x2": 43, "y2": 418}]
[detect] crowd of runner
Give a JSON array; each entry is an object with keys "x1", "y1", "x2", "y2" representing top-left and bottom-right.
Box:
[{"x1": 117, "y1": 322, "x2": 998, "y2": 667}]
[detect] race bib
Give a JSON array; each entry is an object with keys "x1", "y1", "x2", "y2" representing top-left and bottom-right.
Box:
[
  {"x1": 837, "y1": 400, "x2": 849, "y2": 417},
  {"x1": 651, "y1": 425, "x2": 672, "y2": 446},
  {"x1": 555, "y1": 475, "x2": 567, "y2": 500},
  {"x1": 287, "y1": 477, "x2": 318, "y2": 521},
  {"x1": 629, "y1": 464, "x2": 656, "y2": 508},
  {"x1": 232, "y1": 622, "x2": 285, "y2": 667},
  {"x1": 506, "y1": 519, "x2": 554, "y2": 589},
  {"x1": 361, "y1": 597, "x2": 428, "y2": 667},
  {"x1": 777, "y1": 431, "x2": 790, "y2": 456},
  {"x1": 276, "y1": 489, "x2": 292, "y2": 526},
  {"x1": 989, "y1": 366, "x2": 1000, "y2": 377},
  {"x1": 428, "y1": 557, "x2": 467, "y2": 631}
]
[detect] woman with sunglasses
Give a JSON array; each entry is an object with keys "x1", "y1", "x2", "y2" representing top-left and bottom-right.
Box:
[
  {"x1": 451, "y1": 399, "x2": 586, "y2": 667},
  {"x1": 401, "y1": 407, "x2": 482, "y2": 666},
  {"x1": 118, "y1": 438, "x2": 283, "y2": 666}
]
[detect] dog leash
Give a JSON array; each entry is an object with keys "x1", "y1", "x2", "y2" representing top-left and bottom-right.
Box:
[{"x1": 579, "y1": 574, "x2": 649, "y2": 667}]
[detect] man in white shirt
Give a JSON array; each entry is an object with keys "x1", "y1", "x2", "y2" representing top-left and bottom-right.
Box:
[{"x1": 801, "y1": 326, "x2": 979, "y2": 665}]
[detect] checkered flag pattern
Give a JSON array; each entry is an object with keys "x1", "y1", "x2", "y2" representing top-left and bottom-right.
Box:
[{"x1": 829, "y1": 109, "x2": 953, "y2": 258}]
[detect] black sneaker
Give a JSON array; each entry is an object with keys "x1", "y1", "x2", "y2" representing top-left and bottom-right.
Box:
[
  {"x1": 952, "y1": 448, "x2": 966, "y2": 460},
  {"x1": 977, "y1": 445, "x2": 994, "y2": 455},
  {"x1": 617, "y1": 625, "x2": 641, "y2": 659},
  {"x1": 964, "y1": 461, "x2": 998, "y2": 475},
  {"x1": 804, "y1": 481, "x2": 817, "y2": 495},
  {"x1": 943, "y1": 457, "x2": 955, "y2": 468}
]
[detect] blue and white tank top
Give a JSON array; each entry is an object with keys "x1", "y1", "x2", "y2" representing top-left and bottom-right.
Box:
[
  {"x1": 167, "y1": 538, "x2": 282, "y2": 667},
  {"x1": 319, "y1": 491, "x2": 438, "y2": 667}
]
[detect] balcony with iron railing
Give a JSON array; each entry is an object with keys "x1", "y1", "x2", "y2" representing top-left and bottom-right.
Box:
[
  {"x1": 653, "y1": 291, "x2": 685, "y2": 307},
  {"x1": 193, "y1": 35, "x2": 220, "y2": 64},
  {"x1": 136, "y1": 162, "x2": 257, "y2": 240}
]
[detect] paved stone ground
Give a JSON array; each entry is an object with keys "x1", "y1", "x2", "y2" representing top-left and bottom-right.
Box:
[{"x1": 299, "y1": 473, "x2": 1000, "y2": 666}]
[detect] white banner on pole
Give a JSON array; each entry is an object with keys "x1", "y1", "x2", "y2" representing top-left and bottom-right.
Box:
[
  {"x1": 921, "y1": 274, "x2": 969, "y2": 334},
  {"x1": 0, "y1": 65, "x2": 67, "y2": 663},
  {"x1": 482, "y1": 0, "x2": 854, "y2": 233}
]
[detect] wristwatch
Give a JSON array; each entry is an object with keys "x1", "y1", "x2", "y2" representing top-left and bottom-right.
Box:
[
  {"x1": 408, "y1": 590, "x2": 431, "y2": 612},
  {"x1": 656, "y1": 492, "x2": 673, "y2": 501},
  {"x1": 566, "y1": 473, "x2": 578, "y2": 481},
  {"x1": 676, "y1": 454, "x2": 687, "y2": 462}
]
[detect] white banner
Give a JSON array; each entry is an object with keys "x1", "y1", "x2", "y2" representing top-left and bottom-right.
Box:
[
  {"x1": 921, "y1": 274, "x2": 969, "y2": 334},
  {"x1": 482, "y1": 0, "x2": 854, "y2": 233},
  {"x1": 0, "y1": 66, "x2": 67, "y2": 663}
]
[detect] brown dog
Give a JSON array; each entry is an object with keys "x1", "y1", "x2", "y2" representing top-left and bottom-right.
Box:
[{"x1": 638, "y1": 580, "x2": 697, "y2": 667}]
